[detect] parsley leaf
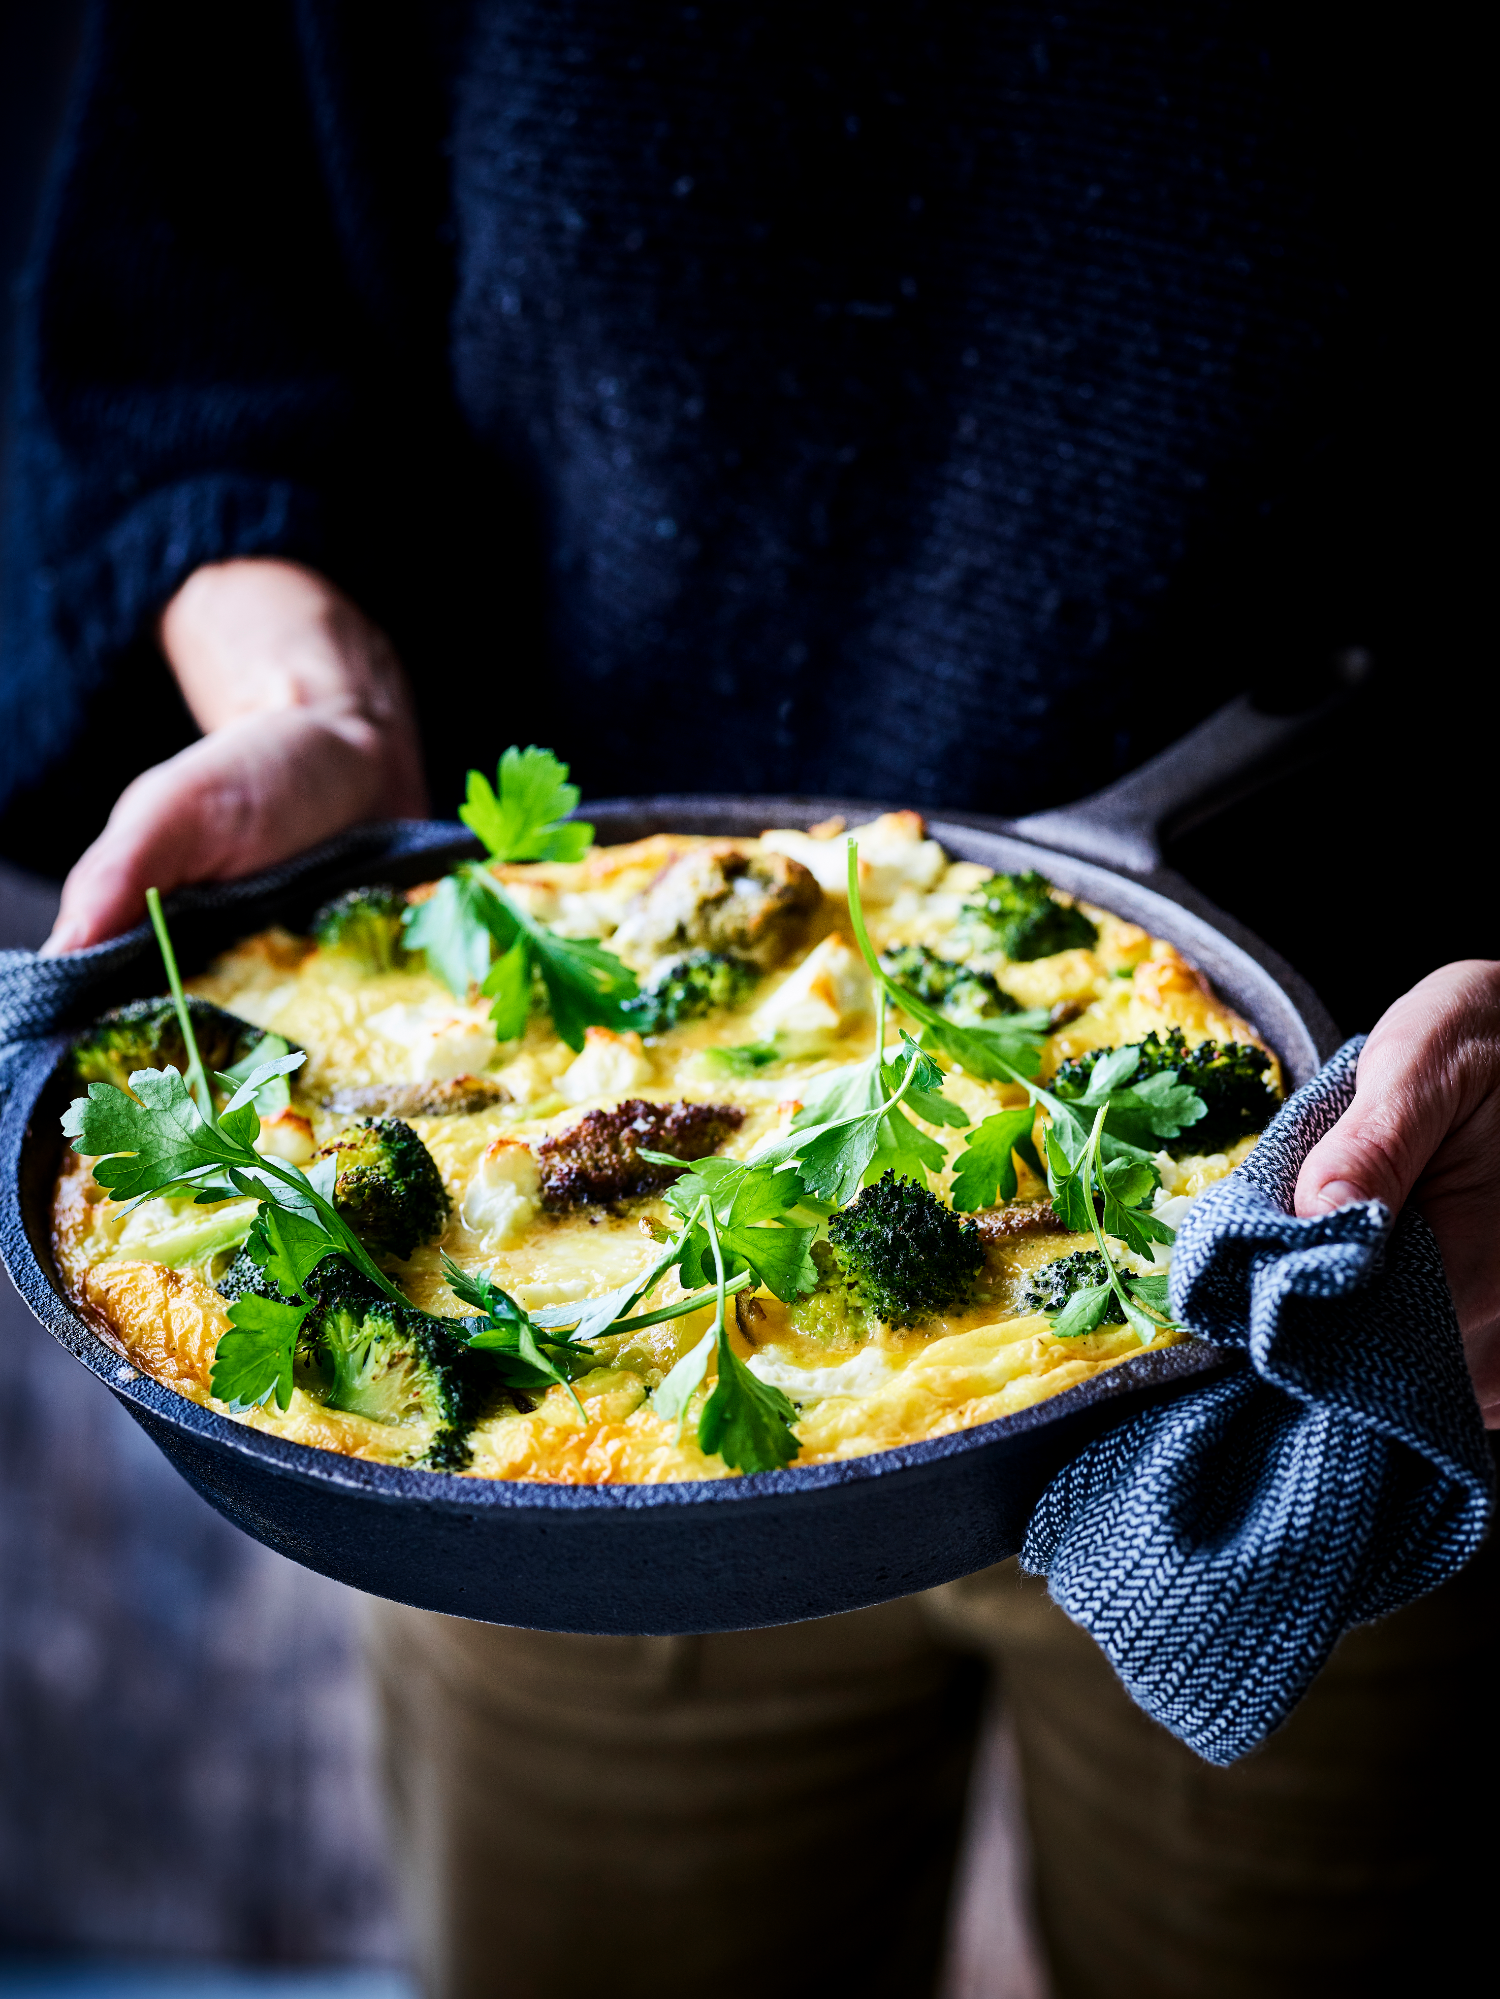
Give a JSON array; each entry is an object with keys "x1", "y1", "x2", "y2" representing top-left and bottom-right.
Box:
[
  {"x1": 652, "y1": 1326, "x2": 716, "y2": 1433},
  {"x1": 1050, "y1": 1283, "x2": 1117, "y2": 1339},
  {"x1": 404, "y1": 872, "x2": 508, "y2": 998},
  {"x1": 949, "y1": 1105, "x2": 1038, "y2": 1210},
  {"x1": 699, "y1": 1346, "x2": 800, "y2": 1474},
  {"x1": 1127, "y1": 1270, "x2": 1172, "y2": 1315},
  {"x1": 695, "y1": 1198, "x2": 800, "y2": 1474},
  {"x1": 480, "y1": 939, "x2": 531, "y2": 1042},
  {"x1": 1053, "y1": 1044, "x2": 1207, "y2": 1151},
  {"x1": 648, "y1": 1154, "x2": 819, "y2": 1302},
  {"x1": 217, "y1": 1036, "x2": 300, "y2": 1120},
  {"x1": 245, "y1": 1201, "x2": 340, "y2": 1298},
  {"x1": 64, "y1": 1069, "x2": 402, "y2": 1305},
  {"x1": 1040, "y1": 1105, "x2": 1181, "y2": 1345},
  {"x1": 208, "y1": 1202, "x2": 339, "y2": 1412},
  {"x1": 459, "y1": 746, "x2": 594, "y2": 864},
  {"x1": 70, "y1": 895, "x2": 417, "y2": 1414},
  {"x1": 403, "y1": 745, "x2": 639, "y2": 1050},
  {"x1": 443, "y1": 1259, "x2": 590, "y2": 1414},
  {"x1": 212, "y1": 1295, "x2": 309, "y2": 1412},
  {"x1": 752, "y1": 1034, "x2": 959, "y2": 1205},
  {"x1": 519, "y1": 919, "x2": 640, "y2": 1052}
]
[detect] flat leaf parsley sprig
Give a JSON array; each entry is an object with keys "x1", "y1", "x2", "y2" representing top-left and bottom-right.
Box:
[
  {"x1": 636, "y1": 1154, "x2": 816, "y2": 1472},
  {"x1": 1043, "y1": 1106, "x2": 1181, "y2": 1341},
  {"x1": 403, "y1": 746, "x2": 639, "y2": 1050},
  {"x1": 843, "y1": 839, "x2": 1200, "y2": 1342},
  {"x1": 62, "y1": 890, "x2": 408, "y2": 1414}
]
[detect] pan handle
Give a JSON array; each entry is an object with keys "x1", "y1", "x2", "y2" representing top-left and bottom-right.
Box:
[{"x1": 1006, "y1": 654, "x2": 1371, "y2": 875}]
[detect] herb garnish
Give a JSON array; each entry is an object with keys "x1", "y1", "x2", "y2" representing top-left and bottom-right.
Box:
[
  {"x1": 63, "y1": 891, "x2": 406, "y2": 1415},
  {"x1": 1040, "y1": 1106, "x2": 1180, "y2": 1342},
  {"x1": 402, "y1": 747, "x2": 639, "y2": 1050},
  {"x1": 842, "y1": 838, "x2": 1196, "y2": 1329},
  {"x1": 441, "y1": 1255, "x2": 594, "y2": 1416}
]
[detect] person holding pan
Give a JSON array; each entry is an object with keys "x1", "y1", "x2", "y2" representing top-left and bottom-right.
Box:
[{"x1": 4, "y1": 7, "x2": 1495, "y2": 1995}]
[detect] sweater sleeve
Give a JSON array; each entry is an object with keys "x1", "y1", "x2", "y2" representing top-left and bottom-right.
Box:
[{"x1": 0, "y1": 0, "x2": 454, "y2": 822}]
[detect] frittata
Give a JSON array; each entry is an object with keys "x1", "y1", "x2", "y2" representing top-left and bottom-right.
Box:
[{"x1": 54, "y1": 802, "x2": 1277, "y2": 1485}]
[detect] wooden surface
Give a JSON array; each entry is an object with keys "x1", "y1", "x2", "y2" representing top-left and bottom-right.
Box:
[{"x1": 0, "y1": 859, "x2": 1045, "y2": 1992}]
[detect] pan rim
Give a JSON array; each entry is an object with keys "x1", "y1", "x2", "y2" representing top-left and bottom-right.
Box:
[{"x1": 1, "y1": 797, "x2": 1283, "y2": 1516}]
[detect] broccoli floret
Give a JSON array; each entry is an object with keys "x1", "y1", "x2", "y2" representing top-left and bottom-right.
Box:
[
  {"x1": 1051, "y1": 1029, "x2": 1280, "y2": 1156},
  {"x1": 217, "y1": 1246, "x2": 278, "y2": 1304},
  {"x1": 311, "y1": 885, "x2": 412, "y2": 974},
  {"x1": 620, "y1": 950, "x2": 758, "y2": 1033},
  {"x1": 71, "y1": 997, "x2": 290, "y2": 1099},
  {"x1": 216, "y1": 1257, "x2": 493, "y2": 1468},
  {"x1": 825, "y1": 1171, "x2": 984, "y2": 1328},
  {"x1": 306, "y1": 1265, "x2": 491, "y2": 1465},
  {"x1": 1019, "y1": 1248, "x2": 1111, "y2": 1314},
  {"x1": 879, "y1": 944, "x2": 1020, "y2": 1024},
  {"x1": 315, "y1": 1117, "x2": 451, "y2": 1259},
  {"x1": 786, "y1": 1239, "x2": 870, "y2": 1347},
  {"x1": 958, "y1": 871, "x2": 1098, "y2": 961}
]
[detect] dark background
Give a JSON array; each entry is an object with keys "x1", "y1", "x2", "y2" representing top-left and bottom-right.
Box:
[{"x1": 1, "y1": 5, "x2": 1489, "y2": 1037}]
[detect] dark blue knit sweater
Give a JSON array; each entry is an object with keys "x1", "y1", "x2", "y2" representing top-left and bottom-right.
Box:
[{"x1": 2, "y1": 2, "x2": 1365, "y2": 858}]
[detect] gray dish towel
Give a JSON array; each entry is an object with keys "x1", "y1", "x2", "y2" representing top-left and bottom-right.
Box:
[
  {"x1": 3, "y1": 829, "x2": 1491, "y2": 1765},
  {"x1": 1023, "y1": 1037, "x2": 1495, "y2": 1764}
]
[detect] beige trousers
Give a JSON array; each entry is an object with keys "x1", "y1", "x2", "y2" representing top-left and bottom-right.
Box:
[{"x1": 365, "y1": 1538, "x2": 1496, "y2": 1999}]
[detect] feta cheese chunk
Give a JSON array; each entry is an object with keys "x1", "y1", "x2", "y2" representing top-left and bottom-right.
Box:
[
  {"x1": 762, "y1": 810, "x2": 947, "y2": 904},
  {"x1": 747, "y1": 1345, "x2": 895, "y2": 1401},
  {"x1": 461, "y1": 1139, "x2": 542, "y2": 1248},
  {"x1": 558, "y1": 1027, "x2": 654, "y2": 1104},
  {"x1": 367, "y1": 1000, "x2": 498, "y2": 1081},
  {"x1": 254, "y1": 1110, "x2": 317, "y2": 1164},
  {"x1": 752, "y1": 935, "x2": 871, "y2": 1044}
]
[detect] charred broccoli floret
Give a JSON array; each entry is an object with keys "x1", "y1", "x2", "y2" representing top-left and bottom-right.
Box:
[
  {"x1": 825, "y1": 1171, "x2": 984, "y2": 1327},
  {"x1": 959, "y1": 871, "x2": 1098, "y2": 961},
  {"x1": 620, "y1": 951, "x2": 758, "y2": 1033},
  {"x1": 879, "y1": 944, "x2": 1019, "y2": 1024},
  {"x1": 71, "y1": 997, "x2": 289, "y2": 1098},
  {"x1": 1051, "y1": 1029, "x2": 1280, "y2": 1156},
  {"x1": 304, "y1": 1263, "x2": 493, "y2": 1467},
  {"x1": 311, "y1": 885, "x2": 412, "y2": 974},
  {"x1": 1019, "y1": 1248, "x2": 1111, "y2": 1314},
  {"x1": 315, "y1": 1117, "x2": 451, "y2": 1259},
  {"x1": 218, "y1": 1256, "x2": 495, "y2": 1468}
]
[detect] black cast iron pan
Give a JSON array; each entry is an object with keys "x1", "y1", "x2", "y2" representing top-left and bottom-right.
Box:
[{"x1": 0, "y1": 693, "x2": 1344, "y2": 1633}]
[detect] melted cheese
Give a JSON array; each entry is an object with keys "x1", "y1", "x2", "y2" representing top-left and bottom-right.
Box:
[{"x1": 53, "y1": 826, "x2": 1278, "y2": 1484}]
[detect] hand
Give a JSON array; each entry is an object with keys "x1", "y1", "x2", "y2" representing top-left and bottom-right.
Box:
[
  {"x1": 1295, "y1": 962, "x2": 1500, "y2": 1426},
  {"x1": 43, "y1": 559, "x2": 428, "y2": 952}
]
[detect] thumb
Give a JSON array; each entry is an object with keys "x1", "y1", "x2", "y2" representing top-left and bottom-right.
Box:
[
  {"x1": 1294, "y1": 965, "x2": 1500, "y2": 1219},
  {"x1": 43, "y1": 706, "x2": 406, "y2": 952}
]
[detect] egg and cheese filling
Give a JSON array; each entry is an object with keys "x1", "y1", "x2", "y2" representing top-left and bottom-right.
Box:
[{"x1": 53, "y1": 813, "x2": 1275, "y2": 1484}]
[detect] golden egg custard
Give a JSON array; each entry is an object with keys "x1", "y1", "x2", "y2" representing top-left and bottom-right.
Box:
[{"x1": 54, "y1": 803, "x2": 1278, "y2": 1485}]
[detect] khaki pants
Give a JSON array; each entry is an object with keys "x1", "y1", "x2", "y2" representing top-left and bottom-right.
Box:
[{"x1": 366, "y1": 1538, "x2": 1496, "y2": 1999}]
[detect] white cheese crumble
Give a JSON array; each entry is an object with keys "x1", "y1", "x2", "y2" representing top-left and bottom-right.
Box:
[
  {"x1": 558, "y1": 1027, "x2": 654, "y2": 1104},
  {"x1": 366, "y1": 999, "x2": 498, "y2": 1081},
  {"x1": 762, "y1": 810, "x2": 947, "y2": 904},
  {"x1": 751, "y1": 935, "x2": 871, "y2": 1044},
  {"x1": 461, "y1": 1139, "x2": 542, "y2": 1248},
  {"x1": 747, "y1": 1344, "x2": 896, "y2": 1401}
]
